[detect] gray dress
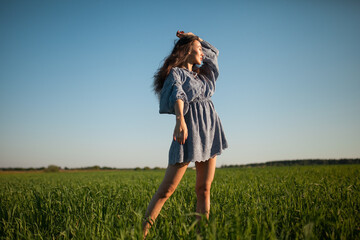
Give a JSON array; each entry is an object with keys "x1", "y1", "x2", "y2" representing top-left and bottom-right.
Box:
[{"x1": 159, "y1": 40, "x2": 228, "y2": 165}]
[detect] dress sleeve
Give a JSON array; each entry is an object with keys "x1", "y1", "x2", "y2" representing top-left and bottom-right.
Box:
[
  {"x1": 159, "y1": 68, "x2": 189, "y2": 115},
  {"x1": 200, "y1": 40, "x2": 220, "y2": 83}
]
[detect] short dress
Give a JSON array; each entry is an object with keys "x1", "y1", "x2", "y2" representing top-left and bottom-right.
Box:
[{"x1": 159, "y1": 40, "x2": 228, "y2": 165}]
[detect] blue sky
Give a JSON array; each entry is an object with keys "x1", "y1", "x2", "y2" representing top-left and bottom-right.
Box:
[{"x1": 1, "y1": 0, "x2": 359, "y2": 168}]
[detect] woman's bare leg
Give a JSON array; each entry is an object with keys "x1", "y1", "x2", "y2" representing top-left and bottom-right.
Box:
[
  {"x1": 142, "y1": 162, "x2": 190, "y2": 237},
  {"x1": 195, "y1": 156, "x2": 217, "y2": 220}
]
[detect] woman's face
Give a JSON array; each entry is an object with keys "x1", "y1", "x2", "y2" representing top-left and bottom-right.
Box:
[{"x1": 188, "y1": 40, "x2": 204, "y2": 65}]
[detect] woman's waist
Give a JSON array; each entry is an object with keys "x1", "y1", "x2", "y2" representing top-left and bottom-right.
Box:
[
  {"x1": 189, "y1": 97, "x2": 212, "y2": 103},
  {"x1": 185, "y1": 98, "x2": 218, "y2": 118}
]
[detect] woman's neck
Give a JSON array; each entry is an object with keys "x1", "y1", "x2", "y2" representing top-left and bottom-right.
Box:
[{"x1": 180, "y1": 62, "x2": 193, "y2": 72}]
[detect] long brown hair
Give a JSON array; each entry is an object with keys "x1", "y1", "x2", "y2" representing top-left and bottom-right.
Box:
[{"x1": 153, "y1": 35, "x2": 208, "y2": 96}]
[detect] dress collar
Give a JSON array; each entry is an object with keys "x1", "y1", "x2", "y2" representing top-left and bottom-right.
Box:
[{"x1": 180, "y1": 67, "x2": 198, "y2": 78}]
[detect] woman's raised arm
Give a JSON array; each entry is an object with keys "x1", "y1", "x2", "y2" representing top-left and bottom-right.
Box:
[{"x1": 200, "y1": 40, "x2": 220, "y2": 83}]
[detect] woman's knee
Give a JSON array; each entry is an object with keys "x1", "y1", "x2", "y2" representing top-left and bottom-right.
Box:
[
  {"x1": 156, "y1": 184, "x2": 177, "y2": 199},
  {"x1": 195, "y1": 182, "x2": 212, "y2": 198}
]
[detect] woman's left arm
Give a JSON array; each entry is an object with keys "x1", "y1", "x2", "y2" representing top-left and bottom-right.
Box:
[{"x1": 173, "y1": 99, "x2": 188, "y2": 145}]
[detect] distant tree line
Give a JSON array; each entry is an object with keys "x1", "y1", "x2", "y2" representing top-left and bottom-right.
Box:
[
  {"x1": 2, "y1": 159, "x2": 359, "y2": 172},
  {"x1": 0, "y1": 165, "x2": 165, "y2": 172},
  {"x1": 0, "y1": 167, "x2": 46, "y2": 171},
  {"x1": 63, "y1": 165, "x2": 121, "y2": 171},
  {"x1": 0, "y1": 165, "x2": 117, "y2": 172},
  {"x1": 221, "y1": 158, "x2": 360, "y2": 168}
]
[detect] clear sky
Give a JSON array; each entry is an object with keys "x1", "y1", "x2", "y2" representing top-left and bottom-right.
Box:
[{"x1": 1, "y1": 0, "x2": 359, "y2": 169}]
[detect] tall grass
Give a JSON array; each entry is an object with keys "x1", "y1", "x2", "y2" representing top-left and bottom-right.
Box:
[{"x1": 1, "y1": 165, "x2": 359, "y2": 239}]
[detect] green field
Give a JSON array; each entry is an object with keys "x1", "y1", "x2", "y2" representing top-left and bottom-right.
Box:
[{"x1": 1, "y1": 165, "x2": 359, "y2": 239}]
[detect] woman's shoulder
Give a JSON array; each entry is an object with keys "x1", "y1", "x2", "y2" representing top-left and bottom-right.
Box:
[
  {"x1": 168, "y1": 67, "x2": 188, "y2": 81},
  {"x1": 163, "y1": 67, "x2": 182, "y2": 87},
  {"x1": 166, "y1": 67, "x2": 179, "y2": 78},
  {"x1": 170, "y1": 67, "x2": 185, "y2": 75}
]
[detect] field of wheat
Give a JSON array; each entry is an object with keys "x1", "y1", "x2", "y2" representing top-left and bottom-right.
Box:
[{"x1": 1, "y1": 165, "x2": 359, "y2": 239}]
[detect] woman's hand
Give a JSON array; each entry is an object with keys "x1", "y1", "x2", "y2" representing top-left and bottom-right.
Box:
[
  {"x1": 173, "y1": 116, "x2": 188, "y2": 145},
  {"x1": 176, "y1": 31, "x2": 203, "y2": 41},
  {"x1": 176, "y1": 30, "x2": 193, "y2": 38}
]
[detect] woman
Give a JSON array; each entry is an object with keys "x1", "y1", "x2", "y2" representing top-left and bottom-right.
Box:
[{"x1": 143, "y1": 31, "x2": 228, "y2": 237}]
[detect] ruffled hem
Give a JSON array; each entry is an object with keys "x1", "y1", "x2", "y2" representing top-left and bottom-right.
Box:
[
  {"x1": 168, "y1": 140, "x2": 228, "y2": 165},
  {"x1": 173, "y1": 144, "x2": 229, "y2": 165}
]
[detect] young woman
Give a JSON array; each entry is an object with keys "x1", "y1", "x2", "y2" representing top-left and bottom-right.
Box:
[{"x1": 143, "y1": 31, "x2": 228, "y2": 237}]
